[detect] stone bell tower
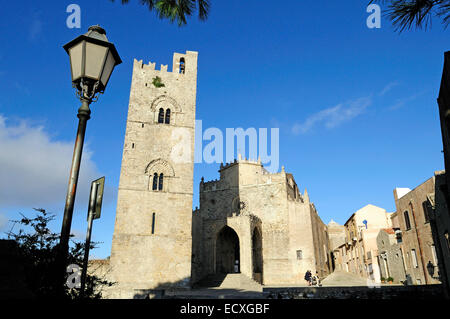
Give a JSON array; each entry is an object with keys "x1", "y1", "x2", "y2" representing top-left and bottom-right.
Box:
[{"x1": 110, "y1": 51, "x2": 198, "y2": 297}]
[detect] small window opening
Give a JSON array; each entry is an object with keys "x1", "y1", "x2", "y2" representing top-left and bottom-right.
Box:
[
  {"x1": 152, "y1": 173, "x2": 158, "y2": 190},
  {"x1": 158, "y1": 108, "x2": 164, "y2": 123},
  {"x1": 165, "y1": 109, "x2": 171, "y2": 124},
  {"x1": 179, "y1": 57, "x2": 185, "y2": 74},
  {"x1": 158, "y1": 173, "x2": 164, "y2": 191},
  {"x1": 151, "y1": 212, "x2": 156, "y2": 234}
]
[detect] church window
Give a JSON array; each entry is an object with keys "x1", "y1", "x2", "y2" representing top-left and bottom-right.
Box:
[
  {"x1": 158, "y1": 108, "x2": 164, "y2": 123},
  {"x1": 165, "y1": 109, "x2": 171, "y2": 124},
  {"x1": 152, "y1": 173, "x2": 158, "y2": 190},
  {"x1": 158, "y1": 173, "x2": 164, "y2": 191}
]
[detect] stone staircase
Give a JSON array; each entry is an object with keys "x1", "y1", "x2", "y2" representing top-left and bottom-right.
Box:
[{"x1": 195, "y1": 273, "x2": 262, "y2": 292}]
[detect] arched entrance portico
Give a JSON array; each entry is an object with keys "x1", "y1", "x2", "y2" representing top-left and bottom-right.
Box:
[{"x1": 216, "y1": 226, "x2": 240, "y2": 274}]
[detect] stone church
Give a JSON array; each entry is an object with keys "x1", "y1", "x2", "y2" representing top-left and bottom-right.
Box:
[{"x1": 96, "y1": 51, "x2": 331, "y2": 298}]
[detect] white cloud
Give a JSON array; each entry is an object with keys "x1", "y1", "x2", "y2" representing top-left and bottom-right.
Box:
[
  {"x1": 388, "y1": 91, "x2": 427, "y2": 110},
  {"x1": 292, "y1": 96, "x2": 372, "y2": 135},
  {"x1": 379, "y1": 81, "x2": 399, "y2": 96},
  {"x1": 0, "y1": 115, "x2": 101, "y2": 210}
]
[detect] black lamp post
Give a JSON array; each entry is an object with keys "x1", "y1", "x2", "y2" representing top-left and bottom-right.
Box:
[{"x1": 58, "y1": 25, "x2": 121, "y2": 293}]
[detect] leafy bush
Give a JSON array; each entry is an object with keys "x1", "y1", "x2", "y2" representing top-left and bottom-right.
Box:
[
  {"x1": 152, "y1": 76, "x2": 165, "y2": 88},
  {"x1": 6, "y1": 208, "x2": 114, "y2": 299}
]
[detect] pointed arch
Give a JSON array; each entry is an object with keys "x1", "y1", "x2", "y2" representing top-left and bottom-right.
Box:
[{"x1": 216, "y1": 226, "x2": 240, "y2": 274}]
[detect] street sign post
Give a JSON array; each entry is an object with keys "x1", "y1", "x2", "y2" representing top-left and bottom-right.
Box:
[{"x1": 80, "y1": 177, "x2": 105, "y2": 297}]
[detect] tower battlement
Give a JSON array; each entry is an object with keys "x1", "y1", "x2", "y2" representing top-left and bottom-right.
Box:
[{"x1": 132, "y1": 51, "x2": 198, "y2": 77}]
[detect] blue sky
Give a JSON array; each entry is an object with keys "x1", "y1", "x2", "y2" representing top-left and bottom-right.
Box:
[{"x1": 0, "y1": 0, "x2": 448, "y2": 258}]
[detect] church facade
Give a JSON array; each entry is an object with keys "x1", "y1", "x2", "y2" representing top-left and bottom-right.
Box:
[
  {"x1": 96, "y1": 51, "x2": 331, "y2": 298},
  {"x1": 192, "y1": 157, "x2": 331, "y2": 286}
]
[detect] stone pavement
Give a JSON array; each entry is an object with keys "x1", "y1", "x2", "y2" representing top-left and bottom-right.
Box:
[
  {"x1": 321, "y1": 270, "x2": 370, "y2": 287},
  {"x1": 156, "y1": 271, "x2": 423, "y2": 299}
]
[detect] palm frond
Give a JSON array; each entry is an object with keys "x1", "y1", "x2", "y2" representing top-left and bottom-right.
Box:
[
  {"x1": 369, "y1": 0, "x2": 450, "y2": 31},
  {"x1": 111, "y1": 0, "x2": 210, "y2": 26}
]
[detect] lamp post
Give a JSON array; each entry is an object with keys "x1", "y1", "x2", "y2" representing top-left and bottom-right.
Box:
[{"x1": 58, "y1": 25, "x2": 121, "y2": 294}]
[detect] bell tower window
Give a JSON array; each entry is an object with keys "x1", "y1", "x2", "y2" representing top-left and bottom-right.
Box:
[
  {"x1": 158, "y1": 108, "x2": 164, "y2": 123},
  {"x1": 152, "y1": 173, "x2": 158, "y2": 190},
  {"x1": 158, "y1": 173, "x2": 164, "y2": 191},
  {"x1": 165, "y1": 109, "x2": 171, "y2": 124},
  {"x1": 179, "y1": 57, "x2": 185, "y2": 74}
]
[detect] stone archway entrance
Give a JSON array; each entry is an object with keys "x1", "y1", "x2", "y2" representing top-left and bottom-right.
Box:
[
  {"x1": 252, "y1": 227, "x2": 263, "y2": 283},
  {"x1": 216, "y1": 226, "x2": 240, "y2": 274}
]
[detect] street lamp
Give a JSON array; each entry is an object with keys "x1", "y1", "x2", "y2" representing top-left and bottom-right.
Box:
[
  {"x1": 63, "y1": 25, "x2": 121, "y2": 100},
  {"x1": 58, "y1": 25, "x2": 121, "y2": 292}
]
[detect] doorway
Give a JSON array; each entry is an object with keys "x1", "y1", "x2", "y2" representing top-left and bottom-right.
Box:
[
  {"x1": 216, "y1": 226, "x2": 240, "y2": 273},
  {"x1": 252, "y1": 227, "x2": 263, "y2": 283}
]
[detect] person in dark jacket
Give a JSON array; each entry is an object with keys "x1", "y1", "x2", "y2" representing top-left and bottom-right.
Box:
[{"x1": 304, "y1": 270, "x2": 312, "y2": 286}]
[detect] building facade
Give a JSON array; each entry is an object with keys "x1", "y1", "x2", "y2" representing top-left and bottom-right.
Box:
[
  {"x1": 191, "y1": 159, "x2": 332, "y2": 286},
  {"x1": 376, "y1": 228, "x2": 406, "y2": 284},
  {"x1": 335, "y1": 204, "x2": 392, "y2": 281},
  {"x1": 393, "y1": 179, "x2": 441, "y2": 285}
]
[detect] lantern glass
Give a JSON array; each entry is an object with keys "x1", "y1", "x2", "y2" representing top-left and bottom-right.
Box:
[
  {"x1": 85, "y1": 42, "x2": 109, "y2": 80},
  {"x1": 100, "y1": 50, "x2": 116, "y2": 88},
  {"x1": 68, "y1": 41, "x2": 84, "y2": 82}
]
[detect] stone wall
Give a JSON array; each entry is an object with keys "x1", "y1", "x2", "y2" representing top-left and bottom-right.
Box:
[{"x1": 263, "y1": 284, "x2": 446, "y2": 299}]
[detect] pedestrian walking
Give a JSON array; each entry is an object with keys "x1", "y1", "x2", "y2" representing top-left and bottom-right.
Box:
[
  {"x1": 304, "y1": 270, "x2": 312, "y2": 286},
  {"x1": 313, "y1": 271, "x2": 321, "y2": 287}
]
